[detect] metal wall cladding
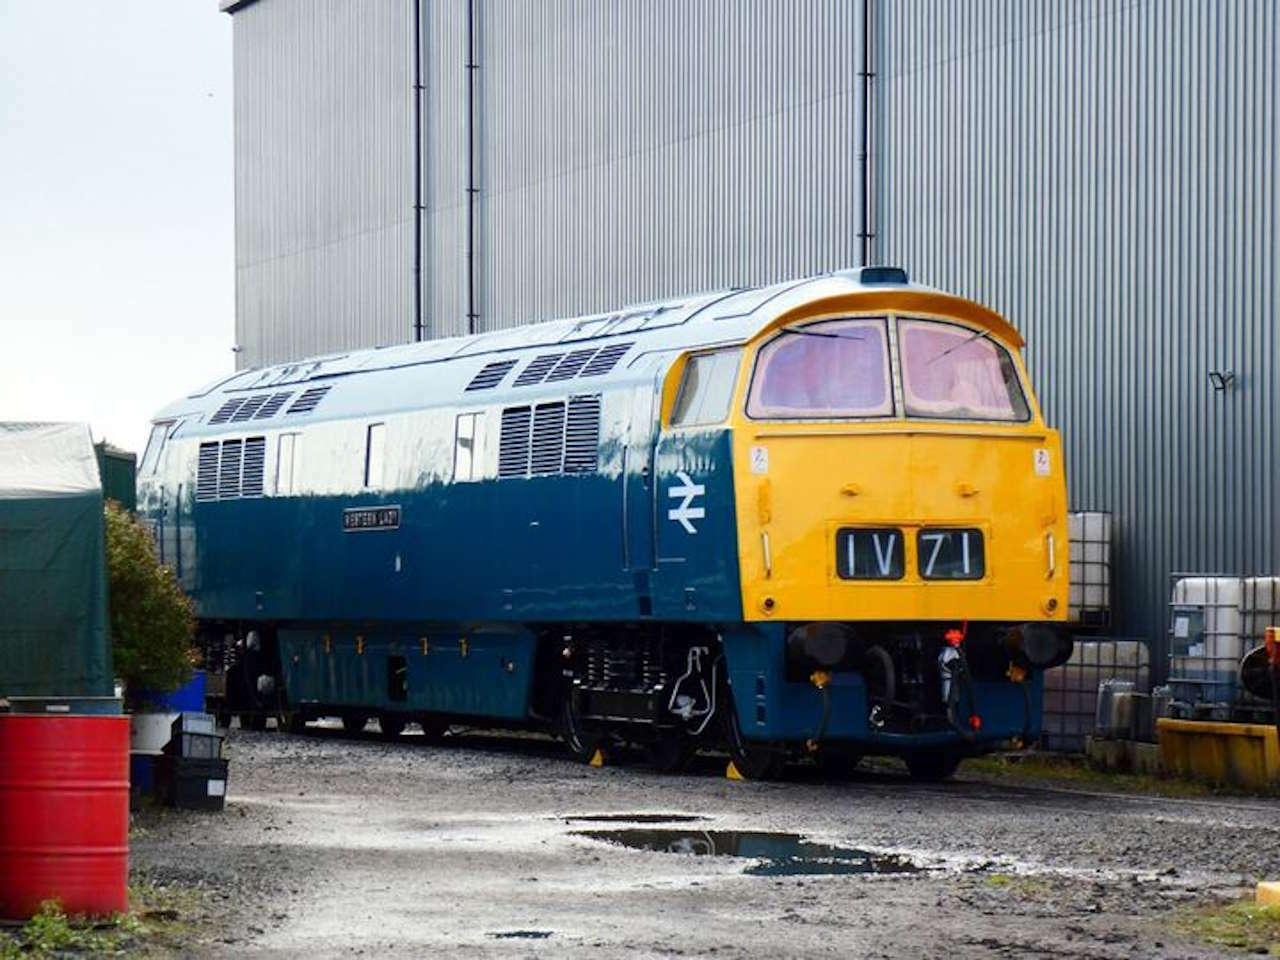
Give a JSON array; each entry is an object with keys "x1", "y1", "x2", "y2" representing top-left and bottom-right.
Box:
[
  {"x1": 438, "y1": 0, "x2": 866, "y2": 336},
  {"x1": 877, "y1": 0, "x2": 1278, "y2": 663},
  {"x1": 232, "y1": 0, "x2": 414, "y2": 369}
]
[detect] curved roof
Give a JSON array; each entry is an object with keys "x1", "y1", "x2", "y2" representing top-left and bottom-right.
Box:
[{"x1": 155, "y1": 268, "x2": 1022, "y2": 434}]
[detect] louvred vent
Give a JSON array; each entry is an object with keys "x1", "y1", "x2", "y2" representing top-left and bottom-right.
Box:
[
  {"x1": 530, "y1": 403, "x2": 566, "y2": 475},
  {"x1": 498, "y1": 407, "x2": 532, "y2": 478},
  {"x1": 563, "y1": 396, "x2": 601, "y2": 473},
  {"x1": 196, "y1": 443, "x2": 219, "y2": 501},
  {"x1": 231, "y1": 395, "x2": 269, "y2": 422},
  {"x1": 546, "y1": 348, "x2": 596, "y2": 382},
  {"x1": 514, "y1": 354, "x2": 561, "y2": 387},
  {"x1": 217, "y1": 439, "x2": 242, "y2": 499},
  {"x1": 287, "y1": 385, "x2": 331, "y2": 414},
  {"x1": 209, "y1": 398, "x2": 245, "y2": 425},
  {"x1": 466, "y1": 359, "x2": 518, "y2": 391},
  {"x1": 254, "y1": 392, "x2": 293, "y2": 419},
  {"x1": 241, "y1": 437, "x2": 266, "y2": 497},
  {"x1": 580, "y1": 342, "x2": 633, "y2": 377}
]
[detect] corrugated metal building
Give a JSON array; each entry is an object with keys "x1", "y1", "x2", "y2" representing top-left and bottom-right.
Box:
[{"x1": 219, "y1": 0, "x2": 1278, "y2": 653}]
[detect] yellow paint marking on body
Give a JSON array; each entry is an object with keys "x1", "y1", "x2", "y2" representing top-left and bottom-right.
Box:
[{"x1": 588, "y1": 749, "x2": 605, "y2": 768}]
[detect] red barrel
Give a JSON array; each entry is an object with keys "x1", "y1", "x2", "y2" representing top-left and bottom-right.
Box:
[{"x1": 0, "y1": 715, "x2": 129, "y2": 919}]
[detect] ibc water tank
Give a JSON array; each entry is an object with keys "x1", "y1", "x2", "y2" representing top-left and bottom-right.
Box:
[{"x1": 1068, "y1": 512, "x2": 1112, "y2": 624}]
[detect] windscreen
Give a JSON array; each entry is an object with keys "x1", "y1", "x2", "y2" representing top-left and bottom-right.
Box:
[
  {"x1": 746, "y1": 318, "x2": 892, "y2": 419},
  {"x1": 898, "y1": 320, "x2": 1029, "y2": 421}
]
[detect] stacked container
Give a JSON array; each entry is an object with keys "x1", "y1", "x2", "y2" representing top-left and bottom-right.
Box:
[
  {"x1": 1168, "y1": 575, "x2": 1280, "y2": 714},
  {"x1": 1068, "y1": 512, "x2": 1112, "y2": 626}
]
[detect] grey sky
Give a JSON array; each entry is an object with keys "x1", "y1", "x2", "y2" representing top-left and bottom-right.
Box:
[{"x1": 0, "y1": 0, "x2": 233, "y2": 456}]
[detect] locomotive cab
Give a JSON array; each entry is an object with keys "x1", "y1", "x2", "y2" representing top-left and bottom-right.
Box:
[{"x1": 661, "y1": 285, "x2": 1071, "y2": 777}]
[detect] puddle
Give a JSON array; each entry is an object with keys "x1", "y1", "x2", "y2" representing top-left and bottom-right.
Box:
[
  {"x1": 576, "y1": 829, "x2": 920, "y2": 877},
  {"x1": 488, "y1": 930, "x2": 552, "y2": 940},
  {"x1": 564, "y1": 813, "x2": 706, "y2": 824}
]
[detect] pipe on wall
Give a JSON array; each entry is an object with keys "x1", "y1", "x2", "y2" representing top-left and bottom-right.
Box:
[
  {"x1": 412, "y1": 0, "x2": 424, "y2": 341},
  {"x1": 465, "y1": 0, "x2": 478, "y2": 335},
  {"x1": 858, "y1": 0, "x2": 876, "y2": 266}
]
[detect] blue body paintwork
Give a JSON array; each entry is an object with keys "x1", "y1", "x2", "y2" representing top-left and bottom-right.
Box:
[
  {"x1": 140, "y1": 271, "x2": 1044, "y2": 749},
  {"x1": 719, "y1": 623, "x2": 1042, "y2": 745}
]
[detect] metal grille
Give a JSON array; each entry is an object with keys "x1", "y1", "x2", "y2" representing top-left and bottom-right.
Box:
[
  {"x1": 466, "y1": 358, "x2": 518, "y2": 391},
  {"x1": 514, "y1": 354, "x2": 561, "y2": 387},
  {"x1": 530, "y1": 403, "x2": 566, "y2": 475},
  {"x1": 287, "y1": 385, "x2": 332, "y2": 414},
  {"x1": 564, "y1": 396, "x2": 601, "y2": 473},
  {"x1": 546, "y1": 348, "x2": 597, "y2": 382},
  {"x1": 580, "y1": 342, "x2": 633, "y2": 377},
  {"x1": 231, "y1": 394, "x2": 270, "y2": 422},
  {"x1": 498, "y1": 407, "x2": 532, "y2": 478},
  {"x1": 196, "y1": 443, "x2": 220, "y2": 501},
  {"x1": 254, "y1": 392, "x2": 293, "y2": 419},
  {"x1": 241, "y1": 437, "x2": 266, "y2": 497},
  {"x1": 217, "y1": 439, "x2": 243, "y2": 500},
  {"x1": 209, "y1": 398, "x2": 245, "y2": 425}
]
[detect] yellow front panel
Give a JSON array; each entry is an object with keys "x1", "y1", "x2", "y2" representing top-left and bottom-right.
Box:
[{"x1": 724, "y1": 299, "x2": 1069, "y2": 626}]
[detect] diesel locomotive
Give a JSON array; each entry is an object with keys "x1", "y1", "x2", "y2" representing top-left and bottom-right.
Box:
[{"x1": 138, "y1": 267, "x2": 1072, "y2": 780}]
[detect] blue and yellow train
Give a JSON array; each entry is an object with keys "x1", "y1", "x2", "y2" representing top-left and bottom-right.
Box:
[{"x1": 139, "y1": 267, "x2": 1072, "y2": 779}]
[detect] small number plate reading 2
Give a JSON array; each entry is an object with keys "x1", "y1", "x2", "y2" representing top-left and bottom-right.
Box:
[
  {"x1": 342, "y1": 505, "x2": 402, "y2": 532},
  {"x1": 918, "y1": 528, "x2": 984, "y2": 579},
  {"x1": 836, "y1": 528, "x2": 904, "y2": 580}
]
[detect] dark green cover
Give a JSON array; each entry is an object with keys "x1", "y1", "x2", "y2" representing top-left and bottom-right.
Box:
[
  {"x1": 95, "y1": 442, "x2": 137, "y2": 513},
  {"x1": 0, "y1": 423, "x2": 112, "y2": 697}
]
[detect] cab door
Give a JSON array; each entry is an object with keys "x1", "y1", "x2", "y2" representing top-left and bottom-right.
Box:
[{"x1": 622, "y1": 361, "x2": 663, "y2": 572}]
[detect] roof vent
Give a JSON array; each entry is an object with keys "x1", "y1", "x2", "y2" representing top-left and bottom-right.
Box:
[
  {"x1": 231, "y1": 394, "x2": 270, "y2": 422},
  {"x1": 209, "y1": 398, "x2": 245, "y2": 425},
  {"x1": 466, "y1": 358, "x2": 518, "y2": 391},
  {"x1": 287, "y1": 385, "x2": 332, "y2": 415},
  {"x1": 546, "y1": 348, "x2": 596, "y2": 382},
  {"x1": 580, "y1": 342, "x2": 633, "y2": 377},
  {"x1": 514, "y1": 354, "x2": 561, "y2": 387},
  {"x1": 254, "y1": 392, "x2": 293, "y2": 419}
]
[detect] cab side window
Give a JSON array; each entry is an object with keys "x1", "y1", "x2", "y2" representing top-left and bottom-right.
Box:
[{"x1": 670, "y1": 349, "x2": 742, "y2": 426}]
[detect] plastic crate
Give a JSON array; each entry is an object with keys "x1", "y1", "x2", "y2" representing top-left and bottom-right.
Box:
[{"x1": 156, "y1": 756, "x2": 228, "y2": 811}]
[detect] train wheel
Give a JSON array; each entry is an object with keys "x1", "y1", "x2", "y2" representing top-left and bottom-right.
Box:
[
  {"x1": 905, "y1": 751, "x2": 961, "y2": 781},
  {"x1": 240, "y1": 712, "x2": 267, "y2": 732},
  {"x1": 278, "y1": 707, "x2": 307, "y2": 735},
  {"x1": 342, "y1": 714, "x2": 368, "y2": 735},
  {"x1": 379, "y1": 715, "x2": 406, "y2": 739},
  {"x1": 813, "y1": 745, "x2": 863, "y2": 779},
  {"x1": 644, "y1": 731, "x2": 697, "y2": 774},
  {"x1": 560, "y1": 697, "x2": 604, "y2": 765},
  {"x1": 723, "y1": 702, "x2": 786, "y2": 781},
  {"x1": 418, "y1": 715, "x2": 450, "y2": 742}
]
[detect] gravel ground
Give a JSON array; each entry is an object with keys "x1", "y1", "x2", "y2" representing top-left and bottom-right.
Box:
[{"x1": 129, "y1": 724, "x2": 1280, "y2": 959}]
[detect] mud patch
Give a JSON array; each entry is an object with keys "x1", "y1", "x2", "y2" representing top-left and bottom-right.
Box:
[{"x1": 576, "y1": 829, "x2": 921, "y2": 876}]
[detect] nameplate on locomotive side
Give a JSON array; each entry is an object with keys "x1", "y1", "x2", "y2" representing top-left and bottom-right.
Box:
[{"x1": 342, "y1": 505, "x2": 402, "y2": 532}]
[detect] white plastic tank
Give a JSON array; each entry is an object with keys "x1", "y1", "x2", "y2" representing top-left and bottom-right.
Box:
[
  {"x1": 1068, "y1": 512, "x2": 1112, "y2": 623},
  {"x1": 1169, "y1": 576, "x2": 1244, "y2": 704}
]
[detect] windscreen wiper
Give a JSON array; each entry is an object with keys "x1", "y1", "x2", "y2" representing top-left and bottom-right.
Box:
[{"x1": 927, "y1": 328, "x2": 990, "y2": 365}]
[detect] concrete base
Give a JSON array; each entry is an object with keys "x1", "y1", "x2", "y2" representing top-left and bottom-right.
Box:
[
  {"x1": 1085, "y1": 736, "x2": 1163, "y2": 776},
  {"x1": 1158, "y1": 718, "x2": 1280, "y2": 789}
]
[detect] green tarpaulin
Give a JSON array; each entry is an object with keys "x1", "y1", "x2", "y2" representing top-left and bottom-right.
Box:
[{"x1": 0, "y1": 422, "x2": 112, "y2": 697}]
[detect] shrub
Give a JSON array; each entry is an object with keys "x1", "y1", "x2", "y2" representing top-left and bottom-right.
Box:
[{"x1": 104, "y1": 501, "x2": 197, "y2": 697}]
